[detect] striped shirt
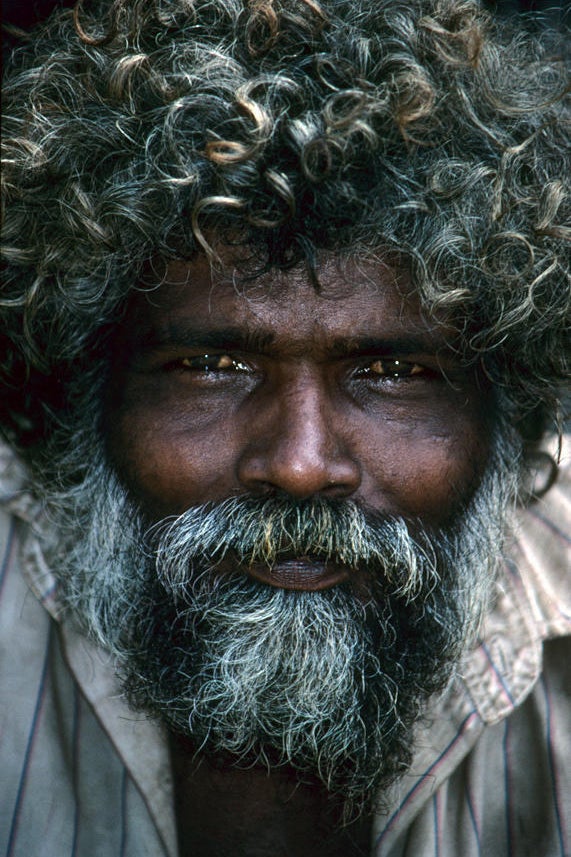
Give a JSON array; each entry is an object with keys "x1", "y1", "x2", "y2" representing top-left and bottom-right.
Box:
[{"x1": 1, "y1": 440, "x2": 570, "y2": 857}]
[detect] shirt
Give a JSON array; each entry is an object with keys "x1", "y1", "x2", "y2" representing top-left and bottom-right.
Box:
[{"x1": 1, "y1": 439, "x2": 570, "y2": 857}]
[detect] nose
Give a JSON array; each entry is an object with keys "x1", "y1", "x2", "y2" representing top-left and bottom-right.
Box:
[{"x1": 237, "y1": 373, "x2": 361, "y2": 499}]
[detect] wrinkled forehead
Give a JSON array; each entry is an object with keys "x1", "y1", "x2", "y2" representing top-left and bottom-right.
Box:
[{"x1": 124, "y1": 251, "x2": 450, "y2": 352}]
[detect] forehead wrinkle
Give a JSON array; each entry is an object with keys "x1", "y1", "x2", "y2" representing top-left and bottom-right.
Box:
[{"x1": 131, "y1": 252, "x2": 454, "y2": 360}]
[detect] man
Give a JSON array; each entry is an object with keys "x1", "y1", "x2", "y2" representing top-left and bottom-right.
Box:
[{"x1": 1, "y1": 0, "x2": 569, "y2": 855}]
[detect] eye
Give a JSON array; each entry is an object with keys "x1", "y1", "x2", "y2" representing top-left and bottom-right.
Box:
[
  {"x1": 174, "y1": 354, "x2": 251, "y2": 373},
  {"x1": 361, "y1": 359, "x2": 426, "y2": 379}
]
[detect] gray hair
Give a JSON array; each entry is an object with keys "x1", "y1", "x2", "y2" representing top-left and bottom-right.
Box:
[{"x1": 1, "y1": 0, "x2": 569, "y2": 466}]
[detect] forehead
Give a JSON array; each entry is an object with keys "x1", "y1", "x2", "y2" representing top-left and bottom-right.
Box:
[{"x1": 127, "y1": 253, "x2": 445, "y2": 349}]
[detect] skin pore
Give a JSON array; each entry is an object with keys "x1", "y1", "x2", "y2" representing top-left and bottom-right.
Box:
[{"x1": 104, "y1": 252, "x2": 493, "y2": 856}]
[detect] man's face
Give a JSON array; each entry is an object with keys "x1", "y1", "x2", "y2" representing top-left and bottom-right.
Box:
[
  {"x1": 48, "y1": 252, "x2": 516, "y2": 813},
  {"x1": 106, "y1": 253, "x2": 491, "y2": 585}
]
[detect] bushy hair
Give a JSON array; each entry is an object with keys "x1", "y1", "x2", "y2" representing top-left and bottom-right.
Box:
[{"x1": 1, "y1": 0, "x2": 569, "y2": 464}]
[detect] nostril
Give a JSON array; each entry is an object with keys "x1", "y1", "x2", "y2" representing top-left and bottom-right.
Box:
[{"x1": 237, "y1": 445, "x2": 361, "y2": 499}]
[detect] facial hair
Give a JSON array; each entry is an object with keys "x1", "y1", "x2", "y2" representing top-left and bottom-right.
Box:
[{"x1": 43, "y1": 420, "x2": 521, "y2": 816}]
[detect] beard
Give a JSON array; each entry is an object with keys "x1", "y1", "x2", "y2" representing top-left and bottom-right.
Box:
[{"x1": 42, "y1": 419, "x2": 521, "y2": 816}]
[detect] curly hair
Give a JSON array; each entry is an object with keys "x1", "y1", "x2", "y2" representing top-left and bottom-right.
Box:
[{"x1": 1, "y1": 0, "x2": 569, "y2": 466}]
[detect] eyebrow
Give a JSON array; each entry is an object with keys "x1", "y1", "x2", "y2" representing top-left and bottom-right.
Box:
[
  {"x1": 327, "y1": 335, "x2": 450, "y2": 358},
  {"x1": 134, "y1": 324, "x2": 276, "y2": 354},
  {"x1": 133, "y1": 323, "x2": 451, "y2": 359}
]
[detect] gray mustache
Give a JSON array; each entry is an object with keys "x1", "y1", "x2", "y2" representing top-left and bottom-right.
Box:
[{"x1": 146, "y1": 495, "x2": 440, "y2": 599}]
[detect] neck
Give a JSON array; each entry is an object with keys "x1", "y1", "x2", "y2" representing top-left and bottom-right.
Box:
[{"x1": 168, "y1": 732, "x2": 372, "y2": 857}]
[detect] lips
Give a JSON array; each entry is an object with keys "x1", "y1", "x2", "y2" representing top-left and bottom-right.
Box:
[{"x1": 244, "y1": 556, "x2": 351, "y2": 591}]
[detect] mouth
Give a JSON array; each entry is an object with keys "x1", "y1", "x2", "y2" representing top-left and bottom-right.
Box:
[{"x1": 244, "y1": 556, "x2": 352, "y2": 591}]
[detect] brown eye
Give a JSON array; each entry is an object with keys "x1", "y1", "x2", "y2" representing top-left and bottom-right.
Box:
[
  {"x1": 367, "y1": 359, "x2": 425, "y2": 378},
  {"x1": 179, "y1": 354, "x2": 237, "y2": 371},
  {"x1": 180, "y1": 354, "x2": 234, "y2": 372}
]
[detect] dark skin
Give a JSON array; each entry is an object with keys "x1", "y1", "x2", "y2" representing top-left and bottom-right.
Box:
[
  {"x1": 169, "y1": 734, "x2": 372, "y2": 856},
  {"x1": 105, "y1": 252, "x2": 492, "y2": 856}
]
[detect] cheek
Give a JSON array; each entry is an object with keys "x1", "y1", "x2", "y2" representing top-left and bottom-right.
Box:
[
  {"x1": 356, "y1": 402, "x2": 490, "y2": 522},
  {"x1": 105, "y1": 405, "x2": 243, "y2": 517}
]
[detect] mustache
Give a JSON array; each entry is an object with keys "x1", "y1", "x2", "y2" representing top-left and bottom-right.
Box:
[{"x1": 145, "y1": 495, "x2": 443, "y2": 600}]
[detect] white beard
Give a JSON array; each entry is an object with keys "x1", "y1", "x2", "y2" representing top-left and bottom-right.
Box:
[{"x1": 42, "y1": 417, "x2": 521, "y2": 814}]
